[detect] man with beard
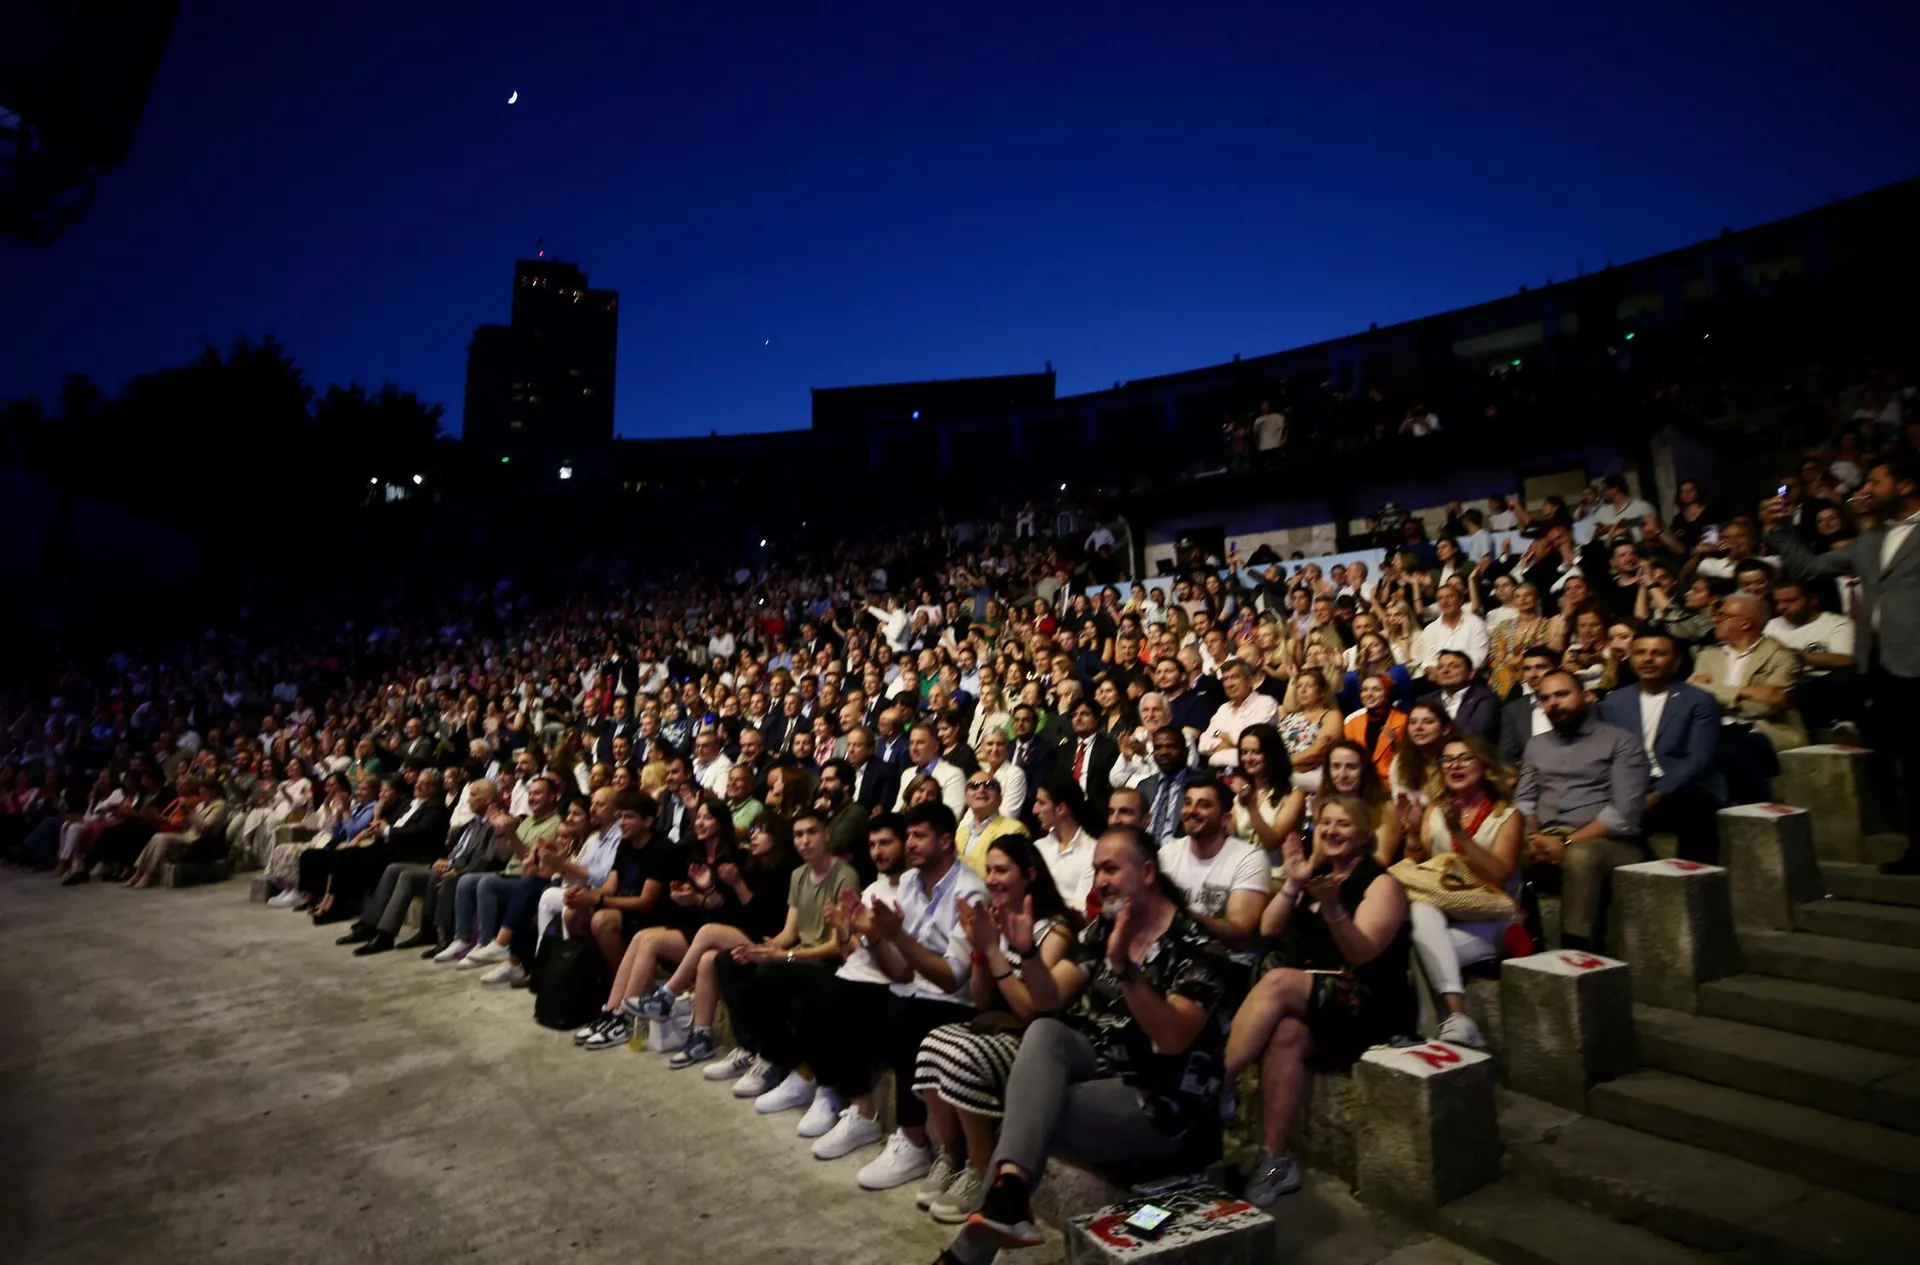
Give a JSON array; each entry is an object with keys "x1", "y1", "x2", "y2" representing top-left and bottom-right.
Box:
[
  {"x1": 815, "y1": 757, "x2": 873, "y2": 884},
  {"x1": 1765, "y1": 453, "x2": 1920, "y2": 874},
  {"x1": 1515, "y1": 670, "x2": 1650, "y2": 951}
]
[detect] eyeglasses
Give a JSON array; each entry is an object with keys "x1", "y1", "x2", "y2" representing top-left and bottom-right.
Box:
[
  {"x1": 1438, "y1": 754, "x2": 1479, "y2": 768},
  {"x1": 965, "y1": 781, "x2": 997, "y2": 792}
]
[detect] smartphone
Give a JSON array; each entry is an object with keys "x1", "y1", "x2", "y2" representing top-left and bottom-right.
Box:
[
  {"x1": 1124, "y1": 1204, "x2": 1175, "y2": 1238},
  {"x1": 1777, "y1": 484, "x2": 1791, "y2": 499},
  {"x1": 1700, "y1": 525, "x2": 1720, "y2": 547}
]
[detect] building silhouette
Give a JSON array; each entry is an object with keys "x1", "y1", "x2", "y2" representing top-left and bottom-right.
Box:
[{"x1": 463, "y1": 256, "x2": 617, "y2": 446}]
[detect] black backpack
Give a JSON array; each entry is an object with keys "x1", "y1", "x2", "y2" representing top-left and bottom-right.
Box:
[{"x1": 530, "y1": 935, "x2": 605, "y2": 1031}]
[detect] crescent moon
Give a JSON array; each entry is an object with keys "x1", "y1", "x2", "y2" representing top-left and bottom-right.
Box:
[{"x1": 507, "y1": 90, "x2": 518, "y2": 104}]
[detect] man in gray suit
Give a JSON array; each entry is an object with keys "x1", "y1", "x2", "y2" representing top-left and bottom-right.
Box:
[
  {"x1": 1766, "y1": 452, "x2": 1920, "y2": 873},
  {"x1": 392, "y1": 780, "x2": 503, "y2": 955}
]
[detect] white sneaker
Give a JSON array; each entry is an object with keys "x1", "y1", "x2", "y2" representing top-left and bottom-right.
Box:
[
  {"x1": 702, "y1": 1048, "x2": 757, "y2": 1083},
  {"x1": 433, "y1": 939, "x2": 472, "y2": 964},
  {"x1": 733, "y1": 1058, "x2": 781, "y2": 1099},
  {"x1": 266, "y1": 889, "x2": 303, "y2": 909},
  {"x1": 752, "y1": 1069, "x2": 813, "y2": 1113},
  {"x1": 796, "y1": 1088, "x2": 842, "y2": 1138},
  {"x1": 915, "y1": 1151, "x2": 963, "y2": 1210},
  {"x1": 653, "y1": 1016, "x2": 688, "y2": 1053},
  {"x1": 481, "y1": 962, "x2": 527, "y2": 986},
  {"x1": 857, "y1": 1130, "x2": 934, "y2": 1189},
  {"x1": 811, "y1": 1105, "x2": 883, "y2": 1161},
  {"x1": 930, "y1": 1166, "x2": 986, "y2": 1223},
  {"x1": 465, "y1": 941, "x2": 511, "y2": 965},
  {"x1": 1438, "y1": 1012, "x2": 1487, "y2": 1049}
]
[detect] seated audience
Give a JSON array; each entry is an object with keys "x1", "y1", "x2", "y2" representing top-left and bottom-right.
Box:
[
  {"x1": 1597, "y1": 632, "x2": 1724, "y2": 862},
  {"x1": 1515, "y1": 670, "x2": 1650, "y2": 951},
  {"x1": 1688, "y1": 593, "x2": 1806, "y2": 803}
]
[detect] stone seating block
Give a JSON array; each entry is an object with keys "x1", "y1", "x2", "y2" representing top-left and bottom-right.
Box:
[
  {"x1": 1775, "y1": 744, "x2": 1883, "y2": 862},
  {"x1": 161, "y1": 858, "x2": 232, "y2": 889},
  {"x1": 1717, "y1": 804, "x2": 1823, "y2": 931},
  {"x1": 1615, "y1": 859, "x2": 1741, "y2": 1012},
  {"x1": 247, "y1": 875, "x2": 273, "y2": 903},
  {"x1": 1353, "y1": 1040, "x2": 1500, "y2": 1214},
  {"x1": 1064, "y1": 1183, "x2": 1273, "y2": 1265},
  {"x1": 1499, "y1": 950, "x2": 1635, "y2": 1110}
]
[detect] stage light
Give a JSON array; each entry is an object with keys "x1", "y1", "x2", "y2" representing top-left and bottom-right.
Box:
[
  {"x1": 412, "y1": 474, "x2": 423, "y2": 485},
  {"x1": 559, "y1": 465, "x2": 574, "y2": 480}
]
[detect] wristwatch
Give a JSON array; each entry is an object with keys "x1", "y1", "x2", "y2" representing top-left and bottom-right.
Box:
[{"x1": 1115, "y1": 960, "x2": 1146, "y2": 984}]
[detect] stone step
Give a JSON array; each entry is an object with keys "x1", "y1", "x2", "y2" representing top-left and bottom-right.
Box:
[
  {"x1": 1500, "y1": 1093, "x2": 1920, "y2": 1265},
  {"x1": 1823, "y1": 863, "x2": 1920, "y2": 909},
  {"x1": 1586, "y1": 1070, "x2": 1920, "y2": 1213},
  {"x1": 1697, "y1": 973, "x2": 1920, "y2": 1056},
  {"x1": 1795, "y1": 898, "x2": 1920, "y2": 948},
  {"x1": 1740, "y1": 929, "x2": 1920, "y2": 1001},
  {"x1": 1434, "y1": 1180, "x2": 1715, "y2": 1265},
  {"x1": 1634, "y1": 1005, "x2": 1920, "y2": 1132}
]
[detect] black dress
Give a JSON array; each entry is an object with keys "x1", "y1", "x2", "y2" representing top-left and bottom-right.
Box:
[{"x1": 1264, "y1": 853, "x2": 1416, "y2": 1069}]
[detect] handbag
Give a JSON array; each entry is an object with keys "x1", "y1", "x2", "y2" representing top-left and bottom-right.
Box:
[{"x1": 1389, "y1": 851, "x2": 1520, "y2": 922}]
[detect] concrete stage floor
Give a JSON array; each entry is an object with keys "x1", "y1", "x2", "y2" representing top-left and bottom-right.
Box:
[{"x1": 0, "y1": 872, "x2": 1486, "y2": 1265}]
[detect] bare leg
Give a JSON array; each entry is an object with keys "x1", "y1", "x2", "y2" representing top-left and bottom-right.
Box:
[
  {"x1": 957, "y1": 1108, "x2": 996, "y2": 1175},
  {"x1": 605, "y1": 927, "x2": 667, "y2": 1009},
  {"x1": 691, "y1": 949, "x2": 723, "y2": 1028},
  {"x1": 922, "y1": 1089, "x2": 959, "y2": 1156},
  {"x1": 666, "y1": 924, "x2": 748, "y2": 994},
  {"x1": 588, "y1": 908, "x2": 626, "y2": 969},
  {"x1": 1259, "y1": 1016, "x2": 1313, "y2": 1154},
  {"x1": 1225, "y1": 968, "x2": 1311, "y2": 1077}
]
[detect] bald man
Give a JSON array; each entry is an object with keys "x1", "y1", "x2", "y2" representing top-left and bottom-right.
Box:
[{"x1": 1690, "y1": 592, "x2": 1807, "y2": 804}]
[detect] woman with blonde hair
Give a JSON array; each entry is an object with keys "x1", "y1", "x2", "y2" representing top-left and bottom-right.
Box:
[
  {"x1": 1393, "y1": 736, "x2": 1521, "y2": 1049},
  {"x1": 967, "y1": 682, "x2": 1012, "y2": 749},
  {"x1": 1274, "y1": 667, "x2": 1342, "y2": 790}
]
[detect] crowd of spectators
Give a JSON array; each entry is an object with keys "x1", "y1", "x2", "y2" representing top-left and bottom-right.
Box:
[{"x1": 2, "y1": 384, "x2": 1917, "y2": 1262}]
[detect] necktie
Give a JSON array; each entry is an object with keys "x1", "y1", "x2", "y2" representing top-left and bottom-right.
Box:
[
  {"x1": 1152, "y1": 778, "x2": 1175, "y2": 838},
  {"x1": 1017, "y1": 740, "x2": 1029, "y2": 765},
  {"x1": 1072, "y1": 740, "x2": 1087, "y2": 783}
]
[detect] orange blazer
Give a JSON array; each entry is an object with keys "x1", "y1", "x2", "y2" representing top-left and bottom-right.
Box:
[{"x1": 1343, "y1": 707, "x2": 1407, "y2": 783}]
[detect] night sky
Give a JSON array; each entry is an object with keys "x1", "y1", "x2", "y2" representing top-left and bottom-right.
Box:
[{"x1": 4, "y1": 0, "x2": 1916, "y2": 438}]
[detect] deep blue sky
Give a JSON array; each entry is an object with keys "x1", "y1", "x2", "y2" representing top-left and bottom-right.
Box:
[{"x1": 4, "y1": 0, "x2": 1916, "y2": 437}]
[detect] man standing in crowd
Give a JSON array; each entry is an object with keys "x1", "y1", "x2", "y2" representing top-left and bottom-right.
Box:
[
  {"x1": 1515, "y1": 670, "x2": 1650, "y2": 951},
  {"x1": 1766, "y1": 454, "x2": 1920, "y2": 872}
]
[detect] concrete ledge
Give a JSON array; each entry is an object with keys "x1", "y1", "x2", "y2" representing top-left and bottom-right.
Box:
[
  {"x1": 247, "y1": 875, "x2": 274, "y2": 903},
  {"x1": 161, "y1": 859, "x2": 232, "y2": 889},
  {"x1": 1718, "y1": 804, "x2": 1823, "y2": 932},
  {"x1": 1615, "y1": 859, "x2": 1741, "y2": 1012},
  {"x1": 1775, "y1": 745, "x2": 1884, "y2": 863},
  {"x1": 1499, "y1": 950, "x2": 1635, "y2": 1110},
  {"x1": 1354, "y1": 1041, "x2": 1499, "y2": 1214}
]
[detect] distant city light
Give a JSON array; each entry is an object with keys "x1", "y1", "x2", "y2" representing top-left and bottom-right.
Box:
[
  {"x1": 558, "y1": 464, "x2": 573, "y2": 480},
  {"x1": 411, "y1": 474, "x2": 423, "y2": 485},
  {"x1": 911, "y1": 410, "x2": 921, "y2": 420},
  {"x1": 759, "y1": 538, "x2": 768, "y2": 547},
  {"x1": 1059, "y1": 482, "x2": 1068, "y2": 491},
  {"x1": 369, "y1": 477, "x2": 378, "y2": 485}
]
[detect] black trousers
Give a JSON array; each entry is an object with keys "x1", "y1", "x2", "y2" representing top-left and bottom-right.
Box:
[
  {"x1": 1716, "y1": 726, "x2": 1780, "y2": 807},
  {"x1": 713, "y1": 956, "x2": 837, "y2": 1066},
  {"x1": 1644, "y1": 782, "x2": 1723, "y2": 864},
  {"x1": 799, "y1": 978, "x2": 969, "y2": 1129},
  {"x1": 298, "y1": 843, "x2": 390, "y2": 916},
  {"x1": 1868, "y1": 667, "x2": 1920, "y2": 844}
]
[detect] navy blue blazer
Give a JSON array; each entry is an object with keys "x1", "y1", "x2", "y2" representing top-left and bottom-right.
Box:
[{"x1": 1597, "y1": 683, "x2": 1724, "y2": 801}]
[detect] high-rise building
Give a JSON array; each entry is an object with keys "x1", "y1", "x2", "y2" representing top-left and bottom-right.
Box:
[{"x1": 463, "y1": 256, "x2": 618, "y2": 446}]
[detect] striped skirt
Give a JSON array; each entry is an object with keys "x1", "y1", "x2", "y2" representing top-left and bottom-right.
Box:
[{"x1": 911, "y1": 1021, "x2": 1024, "y2": 1119}]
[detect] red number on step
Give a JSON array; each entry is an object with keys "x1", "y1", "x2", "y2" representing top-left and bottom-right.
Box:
[
  {"x1": 1559, "y1": 951, "x2": 1607, "y2": 970},
  {"x1": 1407, "y1": 1043, "x2": 1464, "y2": 1069}
]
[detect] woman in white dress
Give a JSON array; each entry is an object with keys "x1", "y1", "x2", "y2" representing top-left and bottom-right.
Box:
[
  {"x1": 245, "y1": 758, "x2": 314, "y2": 867},
  {"x1": 1399, "y1": 735, "x2": 1522, "y2": 1050}
]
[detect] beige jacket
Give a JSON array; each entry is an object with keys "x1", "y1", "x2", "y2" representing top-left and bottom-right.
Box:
[{"x1": 1690, "y1": 636, "x2": 1808, "y2": 751}]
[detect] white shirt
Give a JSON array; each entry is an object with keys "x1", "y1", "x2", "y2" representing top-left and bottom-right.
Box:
[
  {"x1": 578, "y1": 825, "x2": 625, "y2": 888},
  {"x1": 1590, "y1": 498, "x2": 1656, "y2": 535},
  {"x1": 694, "y1": 754, "x2": 733, "y2": 797},
  {"x1": 1881, "y1": 511, "x2": 1920, "y2": 584},
  {"x1": 988, "y1": 762, "x2": 1028, "y2": 814},
  {"x1": 889, "y1": 859, "x2": 989, "y2": 1003},
  {"x1": 1721, "y1": 642, "x2": 1758, "y2": 689},
  {"x1": 1764, "y1": 612, "x2": 1855, "y2": 678},
  {"x1": 837, "y1": 876, "x2": 902, "y2": 987},
  {"x1": 1252, "y1": 412, "x2": 1287, "y2": 450},
  {"x1": 894, "y1": 758, "x2": 966, "y2": 815},
  {"x1": 1412, "y1": 611, "x2": 1490, "y2": 673},
  {"x1": 1085, "y1": 526, "x2": 1118, "y2": 552},
  {"x1": 1696, "y1": 555, "x2": 1779, "y2": 581},
  {"x1": 1157, "y1": 834, "x2": 1273, "y2": 964},
  {"x1": 1636, "y1": 687, "x2": 1670, "y2": 779},
  {"x1": 1042, "y1": 826, "x2": 1096, "y2": 915},
  {"x1": 1202, "y1": 693, "x2": 1281, "y2": 768},
  {"x1": 1520, "y1": 685, "x2": 1553, "y2": 738}
]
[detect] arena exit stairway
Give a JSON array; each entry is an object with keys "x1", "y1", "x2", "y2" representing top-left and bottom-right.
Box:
[{"x1": 1440, "y1": 863, "x2": 1920, "y2": 1265}]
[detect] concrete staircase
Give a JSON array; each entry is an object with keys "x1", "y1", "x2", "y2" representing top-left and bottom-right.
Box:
[{"x1": 1445, "y1": 865, "x2": 1920, "y2": 1265}]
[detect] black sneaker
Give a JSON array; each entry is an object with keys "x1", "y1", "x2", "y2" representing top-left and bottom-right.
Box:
[
  {"x1": 581, "y1": 1017, "x2": 633, "y2": 1051},
  {"x1": 968, "y1": 1173, "x2": 1041, "y2": 1247},
  {"x1": 574, "y1": 1012, "x2": 622, "y2": 1047}
]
